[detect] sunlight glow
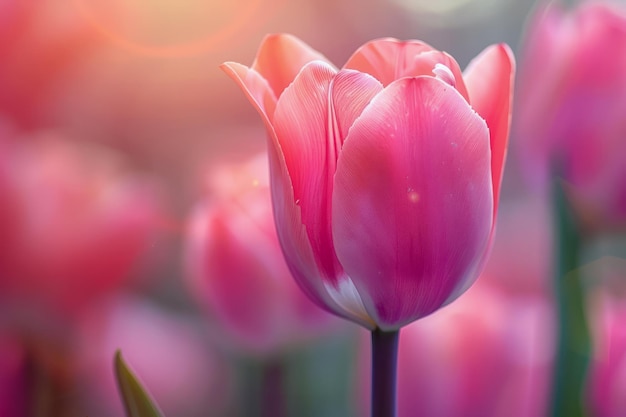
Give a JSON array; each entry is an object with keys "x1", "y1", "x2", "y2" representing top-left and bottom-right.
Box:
[{"x1": 72, "y1": 0, "x2": 280, "y2": 57}]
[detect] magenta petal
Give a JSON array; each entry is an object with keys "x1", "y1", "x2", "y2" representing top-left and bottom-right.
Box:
[
  {"x1": 463, "y1": 44, "x2": 515, "y2": 215},
  {"x1": 273, "y1": 62, "x2": 383, "y2": 283},
  {"x1": 266, "y1": 121, "x2": 364, "y2": 325},
  {"x1": 265, "y1": 135, "x2": 332, "y2": 311},
  {"x1": 332, "y1": 76, "x2": 493, "y2": 330},
  {"x1": 219, "y1": 61, "x2": 342, "y2": 322},
  {"x1": 268, "y1": 140, "x2": 375, "y2": 329},
  {"x1": 269, "y1": 63, "x2": 382, "y2": 328},
  {"x1": 272, "y1": 61, "x2": 340, "y2": 283}
]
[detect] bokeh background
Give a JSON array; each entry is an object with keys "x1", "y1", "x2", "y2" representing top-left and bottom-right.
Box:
[{"x1": 1, "y1": 0, "x2": 626, "y2": 416}]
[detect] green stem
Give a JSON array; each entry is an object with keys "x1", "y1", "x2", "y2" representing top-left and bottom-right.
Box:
[
  {"x1": 240, "y1": 357, "x2": 286, "y2": 417},
  {"x1": 371, "y1": 329, "x2": 399, "y2": 417},
  {"x1": 550, "y1": 180, "x2": 591, "y2": 417},
  {"x1": 261, "y1": 358, "x2": 285, "y2": 417}
]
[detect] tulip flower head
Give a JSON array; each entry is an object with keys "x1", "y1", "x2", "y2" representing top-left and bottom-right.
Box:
[
  {"x1": 589, "y1": 288, "x2": 626, "y2": 417},
  {"x1": 185, "y1": 153, "x2": 339, "y2": 354},
  {"x1": 0, "y1": 135, "x2": 160, "y2": 319},
  {"x1": 516, "y1": 1, "x2": 626, "y2": 229},
  {"x1": 222, "y1": 34, "x2": 514, "y2": 331}
]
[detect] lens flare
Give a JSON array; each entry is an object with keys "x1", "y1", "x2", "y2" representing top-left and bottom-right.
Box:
[{"x1": 72, "y1": 0, "x2": 281, "y2": 58}]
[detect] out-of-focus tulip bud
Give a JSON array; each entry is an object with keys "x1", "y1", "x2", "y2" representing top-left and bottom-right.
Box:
[
  {"x1": 0, "y1": 1, "x2": 97, "y2": 128},
  {"x1": 588, "y1": 287, "x2": 626, "y2": 417},
  {"x1": 515, "y1": 1, "x2": 626, "y2": 230},
  {"x1": 222, "y1": 33, "x2": 515, "y2": 330},
  {"x1": 75, "y1": 297, "x2": 230, "y2": 417},
  {"x1": 0, "y1": 133, "x2": 161, "y2": 321},
  {"x1": 0, "y1": 136, "x2": 19, "y2": 264},
  {"x1": 184, "y1": 153, "x2": 339, "y2": 355},
  {"x1": 356, "y1": 284, "x2": 553, "y2": 417}
]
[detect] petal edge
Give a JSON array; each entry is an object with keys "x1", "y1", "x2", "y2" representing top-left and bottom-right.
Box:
[{"x1": 463, "y1": 43, "x2": 516, "y2": 214}]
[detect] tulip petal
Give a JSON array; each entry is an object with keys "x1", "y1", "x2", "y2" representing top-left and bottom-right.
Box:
[
  {"x1": 412, "y1": 51, "x2": 470, "y2": 101},
  {"x1": 343, "y1": 39, "x2": 469, "y2": 100},
  {"x1": 220, "y1": 62, "x2": 277, "y2": 129},
  {"x1": 273, "y1": 61, "x2": 383, "y2": 283},
  {"x1": 219, "y1": 60, "x2": 352, "y2": 324},
  {"x1": 463, "y1": 44, "x2": 515, "y2": 214},
  {"x1": 344, "y1": 38, "x2": 433, "y2": 85},
  {"x1": 269, "y1": 62, "x2": 383, "y2": 328},
  {"x1": 333, "y1": 76, "x2": 493, "y2": 330},
  {"x1": 267, "y1": 133, "x2": 376, "y2": 329},
  {"x1": 272, "y1": 61, "x2": 339, "y2": 284},
  {"x1": 252, "y1": 33, "x2": 334, "y2": 99}
]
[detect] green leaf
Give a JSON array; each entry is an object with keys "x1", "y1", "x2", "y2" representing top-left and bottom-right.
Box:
[
  {"x1": 550, "y1": 179, "x2": 591, "y2": 417},
  {"x1": 114, "y1": 350, "x2": 166, "y2": 417}
]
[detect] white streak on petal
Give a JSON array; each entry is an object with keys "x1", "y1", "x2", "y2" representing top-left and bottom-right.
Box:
[
  {"x1": 324, "y1": 276, "x2": 376, "y2": 329},
  {"x1": 433, "y1": 63, "x2": 456, "y2": 87}
]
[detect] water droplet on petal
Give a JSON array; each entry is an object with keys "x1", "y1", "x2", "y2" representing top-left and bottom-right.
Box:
[{"x1": 407, "y1": 189, "x2": 420, "y2": 203}]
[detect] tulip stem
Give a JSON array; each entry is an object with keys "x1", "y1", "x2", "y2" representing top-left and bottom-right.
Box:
[
  {"x1": 261, "y1": 358, "x2": 286, "y2": 417},
  {"x1": 550, "y1": 179, "x2": 591, "y2": 417},
  {"x1": 25, "y1": 346, "x2": 73, "y2": 417},
  {"x1": 240, "y1": 357, "x2": 286, "y2": 417},
  {"x1": 371, "y1": 328, "x2": 400, "y2": 417}
]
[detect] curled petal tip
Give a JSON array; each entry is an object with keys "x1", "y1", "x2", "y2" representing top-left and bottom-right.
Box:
[{"x1": 220, "y1": 61, "x2": 277, "y2": 129}]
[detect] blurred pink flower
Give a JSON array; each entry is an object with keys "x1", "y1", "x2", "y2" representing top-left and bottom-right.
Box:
[
  {"x1": 184, "y1": 153, "x2": 339, "y2": 355},
  {"x1": 75, "y1": 296, "x2": 230, "y2": 417},
  {"x1": 588, "y1": 287, "x2": 626, "y2": 417},
  {"x1": 0, "y1": 132, "x2": 161, "y2": 321},
  {"x1": 0, "y1": 1, "x2": 97, "y2": 128},
  {"x1": 357, "y1": 283, "x2": 553, "y2": 417},
  {"x1": 222, "y1": 33, "x2": 515, "y2": 330},
  {"x1": 515, "y1": 1, "x2": 626, "y2": 229}
]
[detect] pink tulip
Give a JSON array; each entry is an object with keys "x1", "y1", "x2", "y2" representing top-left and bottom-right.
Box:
[
  {"x1": 222, "y1": 34, "x2": 515, "y2": 330},
  {"x1": 356, "y1": 283, "x2": 553, "y2": 417},
  {"x1": 0, "y1": 133, "x2": 161, "y2": 320},
  {"x1": 588, "y1": 286, "x2": 626, "y2": 417},
  {"x1": 185, "y1": 153, "x2": 339, "y2": 354},
  {"x1": 0, "y1": 137, "x2": 19, "y2": 264},
  {"x1": 0, "y1": 1, "x2": 97, "y2": 129},
  {"x1": 516, "y1": 1, "x2": 626, "y2": 229}
]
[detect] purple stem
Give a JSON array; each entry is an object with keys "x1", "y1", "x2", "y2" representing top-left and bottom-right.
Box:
[{"x1": 371, "y1": 328, "x2": 400, "y2": 417}]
